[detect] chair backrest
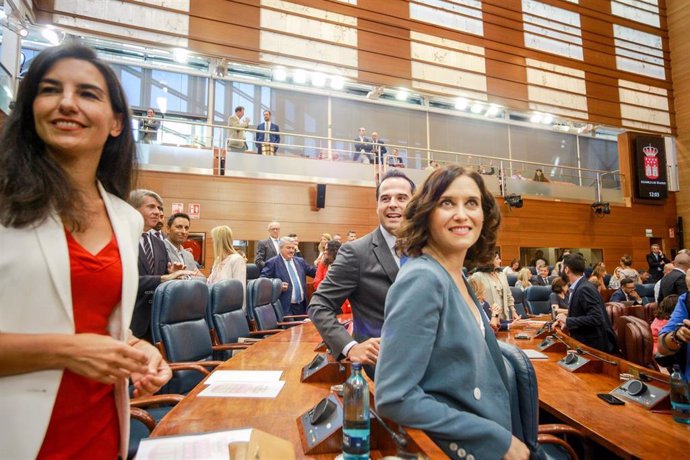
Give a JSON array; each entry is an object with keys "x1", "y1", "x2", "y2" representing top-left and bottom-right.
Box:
[
  {"x1": 208, "y1": 279, "x2": 250, "y2": 346},
  {"x1": 510, "y1": 287, "x2": 526, "y2": 317},
  {"x1": 528, "y1": 266, "x2": 537, "y2": 275},
  {"x1": 643, "y1": 302, "x2": 658, "y2": 324},
  {"x1": 523, "y1": 286, "x2": 552, "y2": 315},
  {"x1": 614, "y1": 315, "x2": 658, "y2": 370},
  {"x1": 635, "y1": 283, "x2": 656, "y2": 304},
  {"x1": 151, "y1": 280, "x2": 212, "y2": 394},
  {"x1": 270, "y1": 278, "x2": 285, "y2": 321},
  {"x1": 605, "y1": 302, "x2": 626, "y2": 330},
  {"x1": 246, "y1": 278, "x2": 278, "y2": 330},
  {"x1": 497, "y1": 342, "x2": 540, "y2": 455},
  {"x1": 246, "y1": 263, "x2": 260, "y2": 280},
  {"x1": 507, "y1": 273, "x2": 518, "y2": 287},
  {"x1": 603, "y1": 274, "x2": 612, "y2": 288},
  {"x1": 601, "y1": 288, "x2": 616, "y2": 303}
]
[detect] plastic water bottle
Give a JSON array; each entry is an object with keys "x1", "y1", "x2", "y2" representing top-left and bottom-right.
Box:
[
  {"x1": 343, "y1": 362, "x2": 370, "y2": 459},
  {"x1": 670, "y1": 364, "x2": 690, "y2": 424}
]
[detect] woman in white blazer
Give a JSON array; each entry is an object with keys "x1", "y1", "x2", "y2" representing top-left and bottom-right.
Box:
[{"x1": 0, "y1": 44, "x2": 171, "y2": 459}]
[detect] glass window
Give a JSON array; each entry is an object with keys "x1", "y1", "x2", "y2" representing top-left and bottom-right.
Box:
[
  {"x1": 268, "y1": 88, "x2": 329, "y2": 158},
  {"x1": 509, "y1": 126, "x2": 579, "y2": 184},
  {"x1": 331, "y1": 98, "x2": 427, "y2": 167},
  {"x1": 149, "y1": 69, "x2": 208, "y2": 117},
  {"x1": 428, "y1": 113, "x2": 509, "y2": 167},
  {"x1": 579, "y1": 137, "x2": 620, "y2": 189}
]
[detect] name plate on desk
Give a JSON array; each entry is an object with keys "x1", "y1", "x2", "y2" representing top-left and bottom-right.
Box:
[
  {"x1": 611, "y1": 379, "x2": 670, "y2": 410},
  {"x1": 297, "y1": 394, "x2": 344, "y2": 454},
  {"x1": 301, "y1": 353, "x2": 348, "y2": 383},
  {"x1": 557, "y1": 352, "x2": 602, "y2": 373}
]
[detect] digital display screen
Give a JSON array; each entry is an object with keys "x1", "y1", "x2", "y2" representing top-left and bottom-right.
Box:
[{"x1": 635, "y1": 136, "x2": 667, "y2": 200}]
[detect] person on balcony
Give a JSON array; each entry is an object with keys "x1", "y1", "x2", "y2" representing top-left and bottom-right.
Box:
[
  {"x1": 138, "y1": 107, "x2": 160, "y2": 144},
  {"x1": 255, "y1": 110, "x2": 280, "y2": 155},
  {"x1": 227, "y1": 105, "x2": 250, "y2": 152}
]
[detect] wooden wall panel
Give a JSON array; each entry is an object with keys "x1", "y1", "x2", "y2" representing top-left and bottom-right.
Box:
[
  {"x1": 32, "y1": 0, "x2": 676, "y2": 133},
  {"x1": 667, "y1": 0, "x2": 690, "y2": 248},
  {"x1": 139, "y1": 170, "x2": 678, "y2": 274}
]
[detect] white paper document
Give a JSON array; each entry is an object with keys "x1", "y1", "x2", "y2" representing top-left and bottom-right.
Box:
[
  {"x1": 523, "y1": 349, "x2": 548, "y2": 360},
  {"x1": 198, "y1": 381, "x2": 286, "y2": 398},
  {"x1": 136, "y1": 428, "x2": 252, "y2": 460},
  {"x1": 204, "y1": 370, "x2": 283, "y2": 385}
]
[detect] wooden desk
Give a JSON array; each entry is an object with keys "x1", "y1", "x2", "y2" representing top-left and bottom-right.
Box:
[
  {"x1": 151, "y1": 322, "x2": 444, "y2": 459},
  {"x1": 500, "y1": 327, "x2": 690, "y2": 459}
]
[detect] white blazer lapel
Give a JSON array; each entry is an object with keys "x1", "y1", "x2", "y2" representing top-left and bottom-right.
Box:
[
  {"x1": 34, "y1": 213, "x2": 72, "y2": 323},
  {"x1": 99, "y1": 183, "x2": 138, "y2": 340}
]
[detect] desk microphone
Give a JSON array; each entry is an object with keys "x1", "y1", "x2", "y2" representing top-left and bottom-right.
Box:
[
  {"x1": 575, "y1": 348, "x2": 618, "y2": 366},
  {"x1": 547, "y1": 333, "x2": 571, "y2": 349},
  {"x1": 369, "y1": 407, "x2": 408, "y2": 450}
]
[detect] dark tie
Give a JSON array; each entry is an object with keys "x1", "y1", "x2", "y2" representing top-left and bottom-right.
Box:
[
  {"x1": 142, "y1": 233, "x2": 155, "y2": 273},
  {"x1": 286, "y1": 261, "x2": 303, "y2": 303},
  {"x1": 155, "y1": 231, "x2": 162, "y2": 240}
]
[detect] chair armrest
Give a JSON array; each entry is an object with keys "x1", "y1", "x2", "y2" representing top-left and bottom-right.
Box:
[
  {"x1": 282, "y1": 314, "x2": 309, "y2": 320},
  {"x1": 249, "y1": 329, "x2": 283, "y2": 336},
  {"x1": 130, "y1": 394, "x2": 184, "y2": 408},
  {"x1": 212, "y1": 343, "x2": 252, "y2": 351},
  {"x1": 537, "y1": 433, "x2": 579, "y2": 460},
  {"x1": 130, "y1": 407, "x2": 156, "y2": 433},
  {"x1": 538, "y1": 424, "x2": 584, "y2": 438},
  {"x1": 168, "y1": 363, "x2": 211, "y2": 375},
  {"x1": 277, "y1": 321, "x2": 305, "y2": 328}
]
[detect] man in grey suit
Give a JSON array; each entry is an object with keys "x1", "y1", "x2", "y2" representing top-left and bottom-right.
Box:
[
  {"x1": 308, "y1": 169, "x2": 416, "y2": 373},
  {"x1": 254, "y1": 221, "x2": 281, "y2": 270}
]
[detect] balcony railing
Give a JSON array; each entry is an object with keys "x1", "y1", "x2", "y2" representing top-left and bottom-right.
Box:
[{"x1": 132, "y1": 115, "x2": 624, "y2": 204}]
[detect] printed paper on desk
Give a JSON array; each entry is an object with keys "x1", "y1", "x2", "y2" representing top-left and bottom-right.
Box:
[
  {"x1": 199, "y1": 381, "x2": 286, "y2": 398},
  {"x1": 136, "y1": 428, "x2": 252, "y2": 460},
  {"x1": 205, "y1": 370, "x2": 283, "y2": 385}
]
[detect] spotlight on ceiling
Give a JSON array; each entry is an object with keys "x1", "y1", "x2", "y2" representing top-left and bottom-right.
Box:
[
  {"x1": 293, "y1": 69, "x2": 307, "y2": 84},
  {"x1": 454, "y1": 97, "x2": 468, "y2": 110},
  {"x1": 541, "y1": 113, "x2": 554, "y2": 125},
  {"x1": 171, "y1": 48, "x2": 189, "y2": 64},
  {"x1": 485, "y1": 104, "x2": 501, "y2": 117},
  {"x1": 395, "y1": 88, "x2": 409, "y2": 101},
  {"x1": 591, "y1": 201, "x2": 611, "y2": 216},
  {"x1": 311, "y1": 72, "x2": 326, "y2": 87},
  {"x1": 530, "y1": 112, "x2": 543, "y2": 123},
  {"x1": 505, "y1": 194, "x2": 523, "y2": 209},
  {"x1": 273, "y1": 67, "x2": 287, "y2": 82},
  {"x1": 470, "y1": 102, "x2": 483, "y2": 114},
  {"x1": 330, "y1": 75, "x2": 344, "y2": 90}
]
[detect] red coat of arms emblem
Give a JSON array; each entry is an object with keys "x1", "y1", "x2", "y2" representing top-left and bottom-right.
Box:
[{"x1": 643, "y1": 144, "x2": 659, "y2": 180}]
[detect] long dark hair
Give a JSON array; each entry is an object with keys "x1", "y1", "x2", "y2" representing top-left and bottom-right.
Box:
[
  {"x1": 0, "y1": 43, "x2": 136, "y2": 229},
  {"x1": 398, "y1": 165, "x2": 501, "y2": 267}
]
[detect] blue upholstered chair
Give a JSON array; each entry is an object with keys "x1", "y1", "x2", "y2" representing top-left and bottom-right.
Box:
[
  {"x1": 151, "y1": 280, "x2": 222, "y2": 394},
  {"x1": 207, "y1": 279, "x2": 254, "y2": 360},
  {"x1": 246, "y1": 278, "x2": 289, "y2": 334},
  {"x1": 524, "y1": 286, "x2": 552, "y2": 315},
  {"x1": 507, "y1": 273, "x2": 518, "y2": 287},
  {"x1": 498, "y1": 342, "x2": 583, "y2": 459},
  {"x1": 511, "y1": 287, "x2": 527, "y2": 317},
  {"x1": 269, "y1": 278, "x2": 309, "y2": 323},
  {"x1": 246, "y1": 263, "x2": 260, "y2": 280}
]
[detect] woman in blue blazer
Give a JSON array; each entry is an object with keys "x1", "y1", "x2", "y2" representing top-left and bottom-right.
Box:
[
  {"x1": 376, "y1": 165, "x2": 531, "y2": 460},
  {"x1": 0, "y1": 44, "x2": 171, "y2": 459}
]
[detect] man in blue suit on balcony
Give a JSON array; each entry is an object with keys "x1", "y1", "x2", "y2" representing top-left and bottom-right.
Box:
[
  {"x1": 255, "y1": 110, "x2": 280, "y2": 155},
  {"x1": 260, "y1": 237, "x2": 316, "y2": 315}
]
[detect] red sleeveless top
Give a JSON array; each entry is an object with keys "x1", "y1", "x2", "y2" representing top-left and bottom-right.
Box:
[{"x1": 37, "y1": 230, "x2": 122, "y2": 459}]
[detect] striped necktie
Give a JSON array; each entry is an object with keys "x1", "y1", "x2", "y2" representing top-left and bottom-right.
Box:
[
  {"x1": 142, "y1": 233, "x2": 155, "y2": 273},
  {"x1": 286, "y1": 261, "x2": 303, "y2": 303}
]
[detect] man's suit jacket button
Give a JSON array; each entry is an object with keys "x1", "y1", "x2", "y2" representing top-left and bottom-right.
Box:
[
  {"x1": 473, "y1": 387, "x2": 481, "y2": 400},
  {"x1": 449, "y1": 442, "x2": 458, "y2": 451},
  {"x1": 466, "y1": 454, "x2": 474, "y2": 460},
  {"x1": 457, "y1": 448, "x2": 467, "y2": 457},
  {"x1": 148, "y1": 300, "x2": 153, "y2": 304}
]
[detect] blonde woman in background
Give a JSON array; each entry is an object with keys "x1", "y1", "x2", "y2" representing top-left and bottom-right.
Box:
[
  {"x1": 514, "y1": 267, "x2": 533, "y2": 291},
  {"x1": 208, "y1": 226, "x2": 247, "y2": 307},
  {"x1": 314, "y1": 232, "x2": 332, "y2": 265}
]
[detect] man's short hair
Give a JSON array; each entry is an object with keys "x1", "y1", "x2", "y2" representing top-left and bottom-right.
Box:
[
  {"x1": 267, "y1": 221, "x2": 280, "y2": 230},
  {"x1": 375, "y1": 169, "x2": 416, "y2": 200},
  {"x1": 167, "y1": 212, "x2": 190, "y2": 228},
  {"x1": 279, "y1": 236, "x2": 296, "y2": 247},
  {"x1": 287, "y1": 233, "x2": 297, "y2": 238},
  {"x1": 129, "y1": 189, "x2": 163, "y2": 209},
  {"x1": 620, "y1": 277, "x2": 634, "y2": 287},
  {"x1": 348, "y1": 230, "x2": 356, "y2": 235},
  {"x1": 234, "y1": 105, "x2": 244, "y2": 114},
  {"x1": 563, "y1": 254, "x2": 586, "y2": 275},
  {"x1": 263, "y1": 109, "x2": 271, "y2": 115}
]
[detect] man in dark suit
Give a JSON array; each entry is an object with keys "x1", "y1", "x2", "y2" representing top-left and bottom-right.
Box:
[
  {"x1": 657, "y1": 253, "x2": 690, "y2": 303},
  {"x1": 254, "y1": 221, "x2": 281, "y2": 270},
  {"x1": 255, "y1": 110, "x2": 280, "y2": 155},
  {"x1": 260, "y1": 237, "x2": 316, "y2": 315},
  {"x1": 610, "y1": 278, "x2": 643, "y2": 304},
  {"x1": 309, "y1": 169, "x2": 416, "y2": 373},
  {"x1": 555, "y1": 254, "x2": 618, "y2": 354},
  {"x1": 129, "y1": 189, "x2": 193, "y2": 341},
  {"x1": 353, "y1": 127, "x2": 371, "y2": 162},
  {"x1": 647, "y1": 244, "x2": 670, "y2": 283},
  {"x1": 369, "y1": 131, "x2": 387, "y2": 164},
  {"x1": 533, "y1": 265, "x2": 550, "y2": 286}
]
